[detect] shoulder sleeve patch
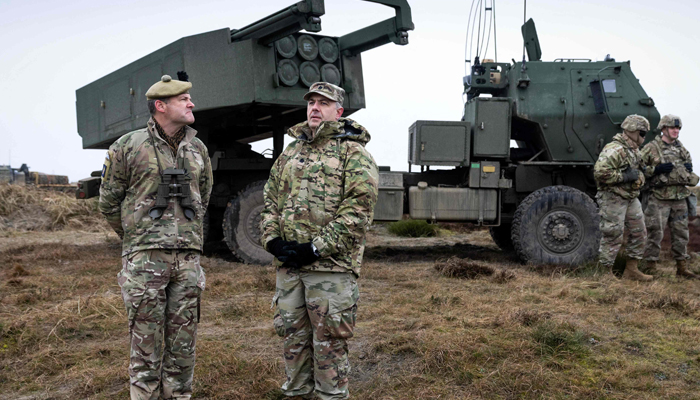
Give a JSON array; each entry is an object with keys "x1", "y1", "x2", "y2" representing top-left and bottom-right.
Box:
[{"x1": 101, "y1": 151, "x2": 111, "y2": 183}]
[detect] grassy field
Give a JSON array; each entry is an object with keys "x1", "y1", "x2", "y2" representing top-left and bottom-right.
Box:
[{"x1": 3, "y1": 187, "x2": 700, "y2": 399}]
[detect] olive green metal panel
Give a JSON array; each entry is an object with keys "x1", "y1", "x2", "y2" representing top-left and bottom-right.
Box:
[
  {"x1": 408, "y1": 120, "x2": 470, "y2": 166},
  {"x1": 502, "y1": 61, "x2": 659, "y2": 162},
  {"x1": 379, "y1": 171, "x2": 404, "y2": 187},
  {"x1": 375, "y1": 187, "x2": 404, "y2": 221},
  {"x1": 103, "y1": 78, "x2": 131, "y2": 127},
  {"x1": 470, "y1": 99, "x2": 510, "y2": 158},
  {"x1": 468, "y1": 161, "x2": 499, "y2": 188},
  {"x1": 76, "y1": 28, "x2": 368, "y2": 150},
  {"x1": 408, "y1": 186, "x2": 497, "y2": 222},
  {"x1": 76, "y1": 1, "x2": 414, "y2": 151},
  {"x1": 521, "y1": 18, "x2": 542, "y2": 62},
  {"x1": 375, "y1": 171, "x2": 404, "y2": 221}
]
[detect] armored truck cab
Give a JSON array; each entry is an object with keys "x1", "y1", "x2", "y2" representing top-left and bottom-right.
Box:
[
  {"x1": 76, "y1": 0, "x2": 414, "y2": 264},
  {"x1": 377, "y1": 18, "x2": 660, "y2": 265}
]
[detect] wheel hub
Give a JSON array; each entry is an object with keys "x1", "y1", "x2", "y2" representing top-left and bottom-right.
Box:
[
  {"x1": 551, "y1": 223, "x2": 570, "y2": 240},
  {"x1": 538, "y1": 210, "x2": 583, "y2": 254},
  {"x1": 245, "y1": 204, "x2": 264, "y2": 244}
]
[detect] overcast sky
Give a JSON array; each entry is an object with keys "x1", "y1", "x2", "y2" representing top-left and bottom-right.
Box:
[{"x1": 1, "y1": 0, "x2": 698, "y2": 182}]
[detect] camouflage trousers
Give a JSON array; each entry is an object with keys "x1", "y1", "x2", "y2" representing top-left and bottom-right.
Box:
[
  {"x1": 596, "y1": 191, "x2": 647, "y2": 266},
  {"x1": 118, "y1": 250, "x2": 205, "y2": 400},
  {"x1": 643, "y1": 196, "x2": 690, "y2": 261},
  {"x1": 273, "y1": 267, "x2": 359, "y2": 400}
]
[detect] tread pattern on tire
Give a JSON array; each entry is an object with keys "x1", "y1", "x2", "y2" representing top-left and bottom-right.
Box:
[
  {"x1": 223, "y1": 180, "x2": 273, "y2": 265},
  {"x1": 489, "y1": 224, "x2": 514, "y2": 251},
  {"x1": 512, "y1": 185, "x2": 600, "y2": 265}
]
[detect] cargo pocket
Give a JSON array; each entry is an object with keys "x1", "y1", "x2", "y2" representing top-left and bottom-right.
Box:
[
  {"x1": 271, "y1": 292, "x2": 285, "y2": 337},
  {"x1": 325, "y1": 283, "x2": 360, "y2": 339},
  {"x1": 117, "y1": 265, "x2": 146, "y2": 334}
]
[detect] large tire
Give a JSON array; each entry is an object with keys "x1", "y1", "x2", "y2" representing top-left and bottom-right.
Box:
[
  {"x1": 489, "y1": 223, "x2": 514, "y2": 251},
  {"x1": 223, "y1": 181, "x2": 274, "y2": 265},
  {"x1": 512, "y1": 186, "x2": 600, "y2": 265}
]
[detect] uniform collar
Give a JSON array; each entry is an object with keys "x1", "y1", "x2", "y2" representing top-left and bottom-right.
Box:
[{"x1": 147, "y1": 117, "x2": 197, "y2": 148}]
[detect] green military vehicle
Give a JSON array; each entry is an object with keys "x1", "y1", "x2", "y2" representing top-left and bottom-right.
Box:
[
  {"x1": 75, "y1": 0, "x2": 414, "y2": 264},
  {"x1": 373, "y1": 17, "x2": 660, "y2": 265}
]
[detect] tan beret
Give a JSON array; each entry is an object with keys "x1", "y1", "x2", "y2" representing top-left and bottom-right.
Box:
[{"x1": 145, "y1": 75, "x2": 192, "y2": 100}]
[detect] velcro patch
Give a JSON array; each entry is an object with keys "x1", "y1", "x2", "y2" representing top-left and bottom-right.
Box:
[{"x1": 101, "y1": 151, "x2": 111, "y2": 182}]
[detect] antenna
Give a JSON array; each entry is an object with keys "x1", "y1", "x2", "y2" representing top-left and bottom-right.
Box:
[
  {"x1": 476, "y1": 0, "x2": 482, "y2": 63},
  {"x1": 522, "y1": 0, "x2": 527, "y2": 64},
  {"x1": 493, "y1": 0, "x2": 498, "y2": 63}
]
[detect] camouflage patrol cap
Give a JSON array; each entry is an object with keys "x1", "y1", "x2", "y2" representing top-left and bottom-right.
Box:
[
  {"x1": 621, "y1": 114, "x2": 650, "y2": 132},
  {"x1": 303, "y1": 82, "x2": 345, "y2": 106},
  {"x1": 145, "y1": 75, "x2": 192, "y2": 100},
  {"x1": 658, "y1": 114, "x2": 683, "y2": 130}
]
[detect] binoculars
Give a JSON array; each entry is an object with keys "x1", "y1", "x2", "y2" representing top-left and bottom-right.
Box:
[{"x1": 148, "y1": 168, "x2": 196, "y2": 220}]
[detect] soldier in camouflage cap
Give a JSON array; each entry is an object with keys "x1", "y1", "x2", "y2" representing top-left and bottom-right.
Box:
[
  {"x1": 594, "y1": 114, "x2": 651, "y2": 281},
  {"x1": 99, "y1": 73, "x2": 213, "y2": 400},
  {"x1": 261, "y1": 82, "x2": 378, "y2": 399},
  {"x1": 640, "y1": 114, "x2": 700, "y2": 278}
]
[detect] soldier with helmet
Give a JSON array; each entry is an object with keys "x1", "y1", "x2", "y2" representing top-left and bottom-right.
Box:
[
  {"x1": 594, "y1": 114, "x2": 651, "y2": 281},
  {"x1": 640, "y1": 114, "x2": 700, "y2": 278},
  {"x1": 99, "y1": 74, "x2": 213, "y2": 399}
]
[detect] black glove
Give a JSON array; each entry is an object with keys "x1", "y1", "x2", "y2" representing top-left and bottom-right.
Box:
[
  {"x1": 267, "y1": 238, "x2": 298, "y2": 263},
  {"x1": 654, "y1": 162, "x2": 674, "y2": 175},
  {"x1": 621, "y1": 167, "x2": 639, "y2": 183},
  {"x1": 286, "y1": 242, "x2": 320, "y2": 267},
  {"x1": 685, "y1": 163, "x2": 693, "y2": 173}
]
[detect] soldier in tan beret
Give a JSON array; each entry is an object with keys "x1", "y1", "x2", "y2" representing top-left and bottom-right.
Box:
[{"x1": 99, "y1": 73, "x2": 213, "y2": 399}]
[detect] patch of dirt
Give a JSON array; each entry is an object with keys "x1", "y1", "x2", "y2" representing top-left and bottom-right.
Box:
[{"x1": 365, "y1": 224, "x2": 513, "y2": 263}]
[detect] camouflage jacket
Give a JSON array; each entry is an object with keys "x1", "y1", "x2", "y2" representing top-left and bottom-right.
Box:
[
  {"x1": 594, "y1": 133, "x2": 645, "y2": 200},
  {"x1": 99, "y1": 118, "x2": 213, "y2": 256},
  {"x1": 260, "y1": 117, "x2": 379, "y2": 276},
  {"x1": 640, "y1": 135, "x2": 698, "y2": 200}
]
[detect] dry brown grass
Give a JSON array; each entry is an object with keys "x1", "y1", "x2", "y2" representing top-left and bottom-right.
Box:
[
  {"x1": 5, "y1": 217, "x2": 700, "y2": 398},
  {"x1": 0, "y1": 185, "x2": 107, "y2": 234},
  {"x1": 434, "y1": 257, "x2": 495, "y2": 279}
]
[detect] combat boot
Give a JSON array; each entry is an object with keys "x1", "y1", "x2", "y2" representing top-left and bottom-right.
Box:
[
  {"x1": 643, "y1": 260, "x2": 659, "y2": 275},
  {"x1": 676, "y1": 260, "x2": 699, "y2": 279},
  {"x1": 622, "y1": 259, "x2": 653, "y2": 282}
]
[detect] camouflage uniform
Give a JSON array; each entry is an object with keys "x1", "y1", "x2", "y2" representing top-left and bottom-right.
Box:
[
  {"x1": 261, "y1": 116, "x2": 378, "y2": 399},
  {"x1": 641, "y1": 121, "x2": 699, "y2": 261},
  {"x1": 99, "y1": 117, "x2": 212, "y2": 399},
  {"x1": 594, "y1": 131, "x2": 647, "y2": 266}
]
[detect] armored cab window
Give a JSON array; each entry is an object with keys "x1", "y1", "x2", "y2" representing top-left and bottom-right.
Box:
[{"x1": 602, "y1": 79, "x2": 616, "y2": 93}]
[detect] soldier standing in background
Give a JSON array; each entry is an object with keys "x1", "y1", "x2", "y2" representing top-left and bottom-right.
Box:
[
  {"x1": 99, "y1": 74, "x2": 213, "y2": 400},
  {"x1": 594, "y1": 114, "x2": 651, "y2": 281},
  {"x1": 640, "y1": 114, "x2": 700, "y2": 278},
  {"x1": 260, "y1": 82, "x2": 379, "y2": 400}
]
